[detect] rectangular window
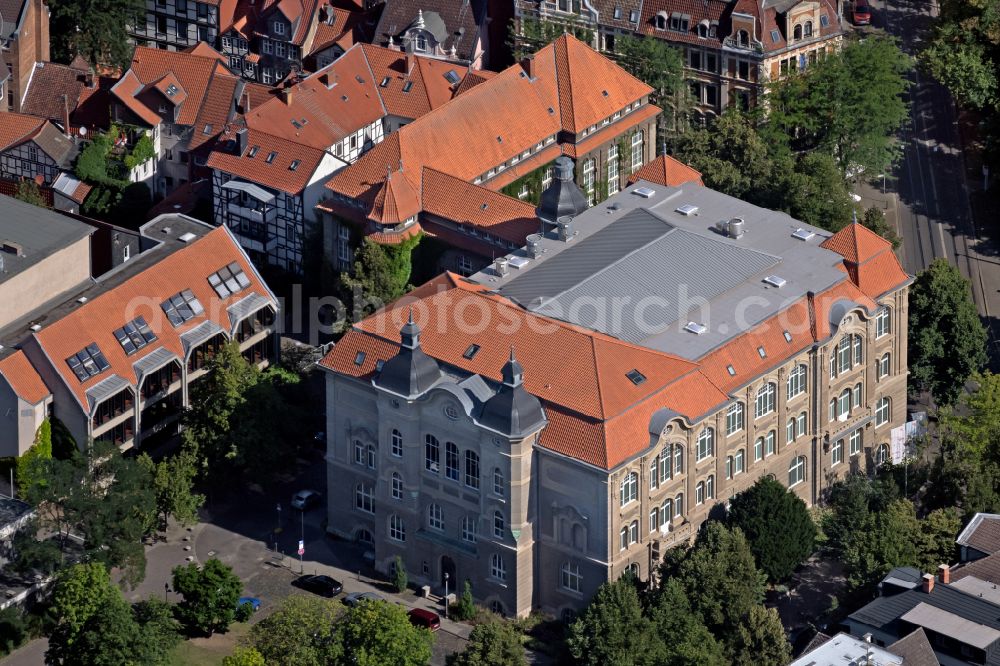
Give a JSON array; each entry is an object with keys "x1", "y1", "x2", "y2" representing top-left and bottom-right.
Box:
[
  {"x1": 850, "y1": 428, "x2": 863, "y2": 456},
  {"x1": 649, "y1": 508, "x2": 659, "y2": 533},
  {"x1": 765, "y1": 431, "x2": 775, "y2": 457},
  {"x1": 445, "y1": 442, "x2": 459, "y2": 481},
  {"x1": 273, "y1": 21, "x2": 285, "y2": 35},
  {"x1": 735, "y1": 449, "x2": 745, "y2": 474},
  {"x1": 424, "y1": 435, "x2": 439, "y2": 473},
  {"x1": 689, "y1": 50, "x2": 701, "y2": 70},
  {"x1": 276, "y1": 41, "x2": 286, "y2": 58},
  {"x1": 797, "y1": 412, "x2": 806, "y2": 438},
  {"x1": 262, "y1": 40, "x2": 273, "y2": 55},
  {"x1": 674, "y1": 446, "x2": 683, "y2": 475},
  {"x1": 607, "y1": 145, "x2": 619, "y2": 195},
  {"x1": 630, "y1": 131, "x2": 644, "y2": 172},
  {"x1": 832, "y1": 439, "x2": 844, "y2": 465},
  {"x1": 876, "y1": 308, "x2": 890, "y2": 338},
  {"x1": 738, "y1": 60, "x2": 750, "y2": 80}
]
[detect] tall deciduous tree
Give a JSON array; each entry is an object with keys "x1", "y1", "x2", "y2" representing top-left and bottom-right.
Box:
[
  {"x1": 614, "y1": 35, "x2": 686, "y2": 136},
  {"x1": 647, "y1": 580, "x2": 726, "y2": 665},
  {"x1": 922, "y1": 0, "x2": 1000, "y2": 110},
  {"x1": 729, "y1": 606, "x2": 791, "y2": 666},
  {"x1": 138, "y1": 445, "x2": 204, "y2": 531},
  {"x1": 768, "y1": 35, "x2": 911, "y2": 177},
  {"x1": 861, "y1": 206, "x2": 902, "y2": 249},
  {"x1": 248, "y1": 595, "x2": 342, "y2": 666},
  {"x1": 567, "y1": 576, "x2": 661, "y2": 666},
  {"x1": 47, "y1": 0, "x2": 143, "y2": 68},
  {"x1": 728, "y1": 477, "x2": 817, "y2": 582},
  {"x1": 171, "y1": 558, "x2": 243, "y2": 636},
  {"x1": 908, "y1": 259, "x2": 988, "y2": 405},
  {"x1": 13, "y1": 179, "x2": 47, "y2": 208},
  {"x1": 337, "y1": 600, "x2": 434, "y2": 666},
  {"x1": 449, "y1": 620, "x2": 527, "y2": 666}
]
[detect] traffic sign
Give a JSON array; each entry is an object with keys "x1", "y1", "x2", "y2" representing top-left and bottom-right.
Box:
[{"x1": 298, "y1": 540, "x2": 304, "y2": 556}]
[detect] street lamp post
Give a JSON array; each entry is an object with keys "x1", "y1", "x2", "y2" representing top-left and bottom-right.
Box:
[
  {"x1": 164, "y1": 583, "x2": 169, "y2": 602},
  {"x1": 275, "y1": 503, "x2": 282, "y2": 554},
  {"x1": 444, "y1": 572, "x2": 449, "y2": 619},
  {"x1": 300, "y1": 509, "x2": 305, "y2": 574}
]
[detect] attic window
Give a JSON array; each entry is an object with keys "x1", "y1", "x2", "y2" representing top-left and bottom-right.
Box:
[
  {"x1": 757, "y1": 346, "x2": 766, "y2": 359},
  {"x1": 613, "y1": 5, "x2": 622, "y2": 19},
  {"x1": 208, "y1": 261, "x2": 251, "y2": 298},
  {"x1": 266, "y1": 151, "x2": 277, "y2": 163},
  {"x1": 462, "y1": 344, "x2": 480, "y2": 359},
  {"x1": 770, "y1": 29, "x2": 780, "y2": 42},
  {"x1": 602, "y1": 89, "x2": 609, "y2": 97},
  {"x1": 354, "y1": 74, "x2": 364, "y2": 83},
  {"x1": 291, "y1": 119, "x2": 302, "y2": 129},
  {"x1": 160, "y1": 289, "x2": 204, "y2": 326},
  {"x1": 820, "y1": 14, "x2": 829, "y2": 27},
  {"x1": 354, "y1": 351, "x2": 366, "y2": 365},
  {"x1": 402, "y1": 80, "x2": 413, "y2": 93},
  {"x1": 165, "y1": 83, "x2": 179, "y2": 97},
  {"x1": 289, "y1": 160, "x2": 300, "y2": 171},
  {"x1": 480, "y1": 203, "x2": 488, "y2": 210},
  {"x1": 496, "y1": 136, "x2": 502, "y2": 143},
  {"x1": 444, "y1": 69, "x2": 460, "y2": 85},
  {"x1": 629, "y1": 9, "x2": 638, "y2": 22},
  {"x1": 547, "y1": 106, "x2": 554, "y2": 114},
  {"x1": 783, "y1": 330, "x2": 793, "y2": 343},
  {"x1": 626, "y1": 369, "x2": 646, "y2": 385},
  {"x1": 113, "y1": 316, "x2": 157, "y2": 356},
  {"x1": 202, "y1": 124, "x2": 212, "y2": 135},
  {"x1": 375, "y1": 359, "x2": 385, "y2": 372},
  {"x1": 380, "y1": 76, "x2": 390, "y2": 87},
  {"x1": 248, "y1": 145, "x2": 259, "y2": 157},
  {"x1": 727, "y1": 365, "x2": 736, "y2": 376}
]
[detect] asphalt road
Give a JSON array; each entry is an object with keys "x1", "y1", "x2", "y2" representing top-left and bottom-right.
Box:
[{"x1": 876, "y1": 0, "x2": 1000, "y2": 362}]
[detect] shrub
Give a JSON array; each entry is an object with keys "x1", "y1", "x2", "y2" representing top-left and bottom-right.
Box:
[{"x1": 391, "y1": 556, "x2": 408, "y2": 593}]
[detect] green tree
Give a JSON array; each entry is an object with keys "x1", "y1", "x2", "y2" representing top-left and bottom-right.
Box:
[
  {"x1": 228, "y1": 367, "x2": 307, "y2": 481},
  {"x1": 780, "y1": 152, "x2": 855, "y2": 232},
  {"x1": 657, "y1": 522, "x2": 765, "y2": 640},
  {"x1": 223, "y1": 647, "x2": 266, "y2": 666},
  {"x1": 392, "y1": 555, "x2": 409, "y2": 593},
  {"x1": 341, "y1": 235, "x2": 421, "y2": 319},
  {"x1": 450, "y1": 580, "x2": 476, "y2": 621},
  {"x1": 917, "y1": 507, "x2": 961, "y2": 571},
  {"x1": 909, "y1": 259, "x2": 988, "y2": 405},
  {"x1": 861, "y1": 206, "x2": 902, "y2": 249},
  {"x1": 16, "y1": 419, "x2": 52, "y2": 495},
  {"x1": 921, "y1": 0, "x2": 1000, "y2": 110},
  {"x1": 10, "y1": 522, "x2": 62, "y2": 576},
  {"x1": 728, "y1": 477, "x2": 817, "y2": 582},
  {"x1": 337, "y1": 599, "x2": 434, "y2": 666},
  {"x1": 768, "y1": 35, "x2": 911, "y2": 177},
  {"x1": 14, "y1": 179, "x2": 47, "y2": 208},
  {"x1": 448, "y1": 620, "x2": 527, "y2": 666},
  {"x1": 567, "y1": 576, "x2": 661, "y2": 666},
  {"x1": 647, "y1": 580, "x2": 726, "y2": 665},
  {"x1": 0, "y1": 607, "x2": 30, "y2": 656},
  {"x1": 47, "y1": 563, "x2": 115, "y2": 648},
  {"x1": 138, "y1": 445, "x2": 204, "y2": 531},
  {"x1": 730, "y1": 606, "x2": 791, "y2": 666},
  {"x1": 49, "y1": 590, "x2": 143, "y2": 666},
  {"x1": 842, "y1": 499, "x2": 921, "y2": 593},
  {"x1": 614, "y1": 35, "x2": 686, "y2": 134},
  {"x1": 48, "y1": 0, "x2": 143, "y2": 68},
  {"x1": 171, "y1": 558, "x2": 243, "y2": 636},
  {"x1": 247, "y1": 595, "x2": 342, "y2": 666}
]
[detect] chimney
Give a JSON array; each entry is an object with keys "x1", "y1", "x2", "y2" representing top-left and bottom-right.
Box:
[
  {"x1": 236, "y1": 127, "x2": 248, "y2": 155},
  {"x1": 939, "y1": 564, "x2": 951, "y2": 585},
  {"x1": 521, "y1": 54, "x2": 534, "y2": 79},
  {"x1": 62, "y1": 94, "x2": 71, "y2": 137},
  {"x1": 922, "y1": 573, "x2": 935, "y2": 594}
]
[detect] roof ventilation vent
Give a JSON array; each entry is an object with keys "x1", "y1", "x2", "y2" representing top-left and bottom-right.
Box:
[
  {"x1": 675, "y1": 204, "x2": 698, "y2": 216},
  {"x1": 162, "y1": 226, "x2": 172, "y2": 235},
  {"x1": 684, "y1": 321, "x2": 707, "y2": 335},
  {"x1": 763, "y1": 275, "x2": 787, "y2": 288},
  {"x1": 494, "y1": 257, "x2": 509, "y2": 277},
  {"x1": 557, "y1": 216, "x2": 576, "y2": 242},
  {"x1": 727, "y1": 217, "x2": 745, "y2": 238},
  {"x1": 526, "y1": 234, "x2": 543, "y2": 259},
  {"x1": 178, "y1": 232, "x2": 196, "y2": 243},
  {"x1": 29, "y1": 323, "x2": 42, "y2": 332},
  {"x1": 783, "y1": 330, "x2": 793, "y2": 343},
  {"x1": 792, "y1": 228, "x2": 815, "y2": 241},
  {"x1": 77, "y1": 296, "x2": 88, "y2": 304},
  {"x1": 633, "y1": 186, "x2": 655, "y2": 199},
  {"x1": 508, "y1": 256, "x2": 529, "y2": 269},
  {"x1": 1, "y1": 241, "x2": 23, "y2": 255}
]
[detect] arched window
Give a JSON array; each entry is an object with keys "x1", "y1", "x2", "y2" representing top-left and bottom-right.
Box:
[
  {"x1": 649, "y1": 457, "x2": 659, "y2": 490},
  {"x1": 874, "y1": 443, "x2": 889, "y2": 465},
  {"x1": 804, "y1": 20, "x2": 813, "y2": 36},
  {"x1": 793, "y1": 24, "x2": 802, "y2": 40},
  {"x1": 355, "y1": 484, "x2": 373, "y2": 513},
  {"x1": 354, "y1": 439, "x2": 364, "y2": 465},
  {"x1": 561, "y1": 562, "x2": 582, "y2": 592},
  {"x1": 726, "y1": 402, "x2": 745, "y2": 435},
  {"x1": 445, "y1": 442, "x2": 459, "y2": 481},
  {"x1": 582, "y1": 158, "x2": 596, "y2": 201},
  {"x1": 658, "y1": 447, "x2": 671, "y2": 483},
  {"x1": 491, "y1": 554, "x2": 506, "y2": 581},
  {"x1": 424, "y1": 435, "x2": 439, "y2": 472},
  {"x1": 734, "y1": 449, "x2": 745, "y2": 475},
  {"x1": 737, "y1": 29, "x2": 750, "y2": 46},
  {"x1": 628, "y1": 520, "x2": 638, "y2": 544},
  {"x1": 696, "y1": 480, "x2": 706, "y2": 505},
  {"x1": 655, "y1": 12, "x2": 667, "y2": 29},
  {"x1": 697, "y1": 22, "x2": 708, "y2": 37},
  {"x1": 620, "y1": 472, "x2": 638, "y2": 506},
  {"x1": 853, "y1": 382, "x2": 863, "y2": 408},
  {"x1": 619, "y1": 526, "x2": 628, "y2": 550},
  {"x1": 755, "y1": 383, "x2": 776, "y2": 418},
  {"x1": 788, "y1": 456, "x2": 806, "y2": 486},
  {"x1": 787, "y1": 364, "x2": 807, "y2": 400},
  {"x1": 660, "y1": 499, "x2": 673, "y2": 528},
  {"x1": 876, "y1": 397, "x2": 891, "y2": 426},
  {"x1": 754, "y1": 436, "x2": 764, "y2": 461},
  {"x1": 493, "y1": 468, "x2": 504, "y2": 496},
  {"x1": 465, "y1": 450, "x2": 480, "y2": 489},
  {"x1": 356, "y1": 528, "x2": 374, "y2": 544},
  {"x1": 462, "y1": 516, "x2": 477, "y2": 543},
  {"x1": 427, "y1": 503, "x2": 443, "y2": 531},
  {"x1": 490, "y1": 600, "x2": 506, "y2": 616},
  {"x1": 391, "y1": 472, "x2": 403, "y2": 500},
  {"x1": 878, "y1": 352, "x2": 891, "y2": 380},
  {"x1": 853, "y1": 334, "x2": 863, "y2": 365},
  {"x1": 389, "y1": 514, "x2": 405, "y2": 542},
  {"x1": 493, "y1": 510, "x2": 506, "y2": 539},
  {"x1": 674, "y1": 493, "x2": 684, "y2": 517},
  {"x1": 390, "y1": 429, "x2": 403, "y2": 457},
  {"x1": 765, "y1": 430, "x2": 776, "y2": 457},
  {"x1": 787, "y1": 417, "x2": 797, "y2": 443},
  {"x1": 415, "y1": 33, "x2": 427, "y2": 51},
  {"x1": 696, "y1": 428, "x2": 714, "y2": 461}
]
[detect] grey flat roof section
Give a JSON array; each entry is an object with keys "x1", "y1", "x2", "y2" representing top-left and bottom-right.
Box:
[
  {"x1": 901, "y1": 602, "x2": 1000, "y2": 649},
  {"x1": 0, "y1": 194, "x2": 95, "y2": 284},
  {"x1": 479, "y1": 182, "x2": 849, "y2": 361},
  {"x1": 788, "y1": 632, "x2": 902, "y2": 666}
]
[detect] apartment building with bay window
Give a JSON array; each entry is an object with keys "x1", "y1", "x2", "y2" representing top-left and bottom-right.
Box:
[{"x1": 319, "y1": 178, "x2": 910, "y2": 618}]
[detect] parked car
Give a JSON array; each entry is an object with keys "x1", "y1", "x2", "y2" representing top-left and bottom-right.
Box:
[
  {"x1": 294, "y1": 574, "x2": 343, "y2": 597},
  {"x1": 853, "y1": 0, "x2": 871, "y2": 25},
  {"x1": 291, "y1": 489, "x2": 321, "y2": 510},
  {"x1": 237, "y1": 596, "x2": 261, "y2": 612},
  {"x1": 407, "y1": 608, "x2": 441, "y2": 632},
  {"x1": 343, "y1": 591, "x2": 386, "y2": 607}
]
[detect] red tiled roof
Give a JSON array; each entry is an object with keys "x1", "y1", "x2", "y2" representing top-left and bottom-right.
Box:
[
  {"x1": 420, "y1": 168, "x2": 538, "y2": 244},
  {"x1": 0, "y1": 113, "x2": 44, "y2": 152},
  {"x1": 368, "y1": 168, "x2": 421, "y2": 224},
  {"x1": 309, "y1": 6, "x2": 363, "y2": 54},
  {"x1": 629, "y1": 154, "x2": 704, "y2": 187},
  {"x1": 118, "y1": 47, "x2": 233, "y2": 127},
  {"x1": 0, "y1": 350, "x2": 51, "y2": 404},
  {"x1": 152, "y1": 72, "x2": 188, "y2": 106},
  {"x1": 359, "y1": 44, "x2": 462, "y2": 119},
  {"x1": 33, "y1": 226, "x2": 275, "y2": 411},
  {"x1": 0, "y1": 178, "x2": 56, "y2": 206},
  {"x1": 208, "y1": 127, "x2": 326, "y2": 194},
  {"x1": 821, "y1": 223, "x2": 910, "y2": 299},
  {"x1": 821, "y1": 222, "x2": 888, "y2": 264}
]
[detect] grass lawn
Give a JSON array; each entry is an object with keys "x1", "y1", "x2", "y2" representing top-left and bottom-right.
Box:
[{"x1": 168, "y1": 621, "x2": 252, "y2": 666}]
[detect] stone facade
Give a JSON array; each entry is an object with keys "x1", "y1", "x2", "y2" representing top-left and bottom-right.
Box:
[{"x1": 1, "y1": 0, "x2": 49, "y2": 113}]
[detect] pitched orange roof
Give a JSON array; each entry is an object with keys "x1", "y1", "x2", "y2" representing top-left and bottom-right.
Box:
[
  {"x1": 368, "y1": 168, "x2": 421, "y2": 224},
  {"x1": 33, "y1": 226, "x2": 275, "y2": 411},
  {"x1": 0, "y1": 112, "x2": 45, "y2": 152},
  {"x1": 152, "y1": 72, "x2": 188, "y2": 106},
  {"x1": 821, "y1": 223, "x2": 910, "y2": 298},
  {"x1": 121, "y1": 46, "x2": 233, "y2": 127},
  {"x1": 0, "y1": 350, "x2": 51, "y2": 404},
  {"x1": 207, "y1": 127, "x2": 326, "y2": 194},
  {"x1": 629, "y1": 154, "x2": 704, "y2": 188},
  {"x1": 359, "y1": 44, "x2": 462, "y2": 119},
  {"x1": 420, "y1": 168, "x2": 538, "y2": 244},
  {"x1": 820, "y1": 222, "x2": 890, "y2": 264}
]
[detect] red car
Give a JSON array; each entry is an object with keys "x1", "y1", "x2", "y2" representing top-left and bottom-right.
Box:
[
  {"x1": 408, "y1": 608, "x2": 441, "y2": 632},
  {"x1": 853, "y1": 0, "x2": 871, "y2": 25}
]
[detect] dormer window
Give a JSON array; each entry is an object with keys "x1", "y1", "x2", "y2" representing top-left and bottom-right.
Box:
[
  {"x1": 709, "y1": 21, "x2": 718, "y2": 37},
  {"x1": 655, "y1": 12, "x2": 667, "y2": 30},
  {"x1": 697, "y1": 22, "x2": 708, "y2": 38},
  {"x1": 804, "y1": 20, "x2": 813, "y2": 36},
  {"x1": 613, "y1": 6, "x2": 622, "y2": 19},
  {"x1": 737, "y1": 29, "x2": 750, "y2": 46},
  {"x1": 820, "y1": 14, "x2": 829, "y2": 27},
  {"x1": 273, "y1": 21, "x2": 285, "y2": 35},
  {"x1": 266, "y1": 151, "x2": 277, "y2": 163},
  {"x1": 415, "y1": 33, "x2": 427, "y2": 51},
  {"x1": 793, "y1": 24, "x2": 802, "y2": 40}
]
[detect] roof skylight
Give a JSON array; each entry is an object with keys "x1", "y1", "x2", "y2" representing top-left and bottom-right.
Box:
[
  {"x1": 66, "y1": 343, "x2": 110, "y2": 381},
  {"x1": 626, "y1": 369, "x2": 646, "y2": 385},
  {"x1": 161, "y1": 289, "x2": 204, "y2": 326},
  {"x1": 463, "y1": 344, "x2": 480, "y2": 360},
  {"x1": 114, "y1": 316, "x2": 157, "y2": 356},
  {"x1": 208, "y1": 261, "x2": 250, "y2": 298}
]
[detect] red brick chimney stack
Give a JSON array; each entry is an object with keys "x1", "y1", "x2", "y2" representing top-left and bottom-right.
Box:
[
  {"x1": 922, "y1": 572, "x2": 935, "y2": 594},
  {"x1": 939, "y1": 564, "x2": 951, "y2": 585}
]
